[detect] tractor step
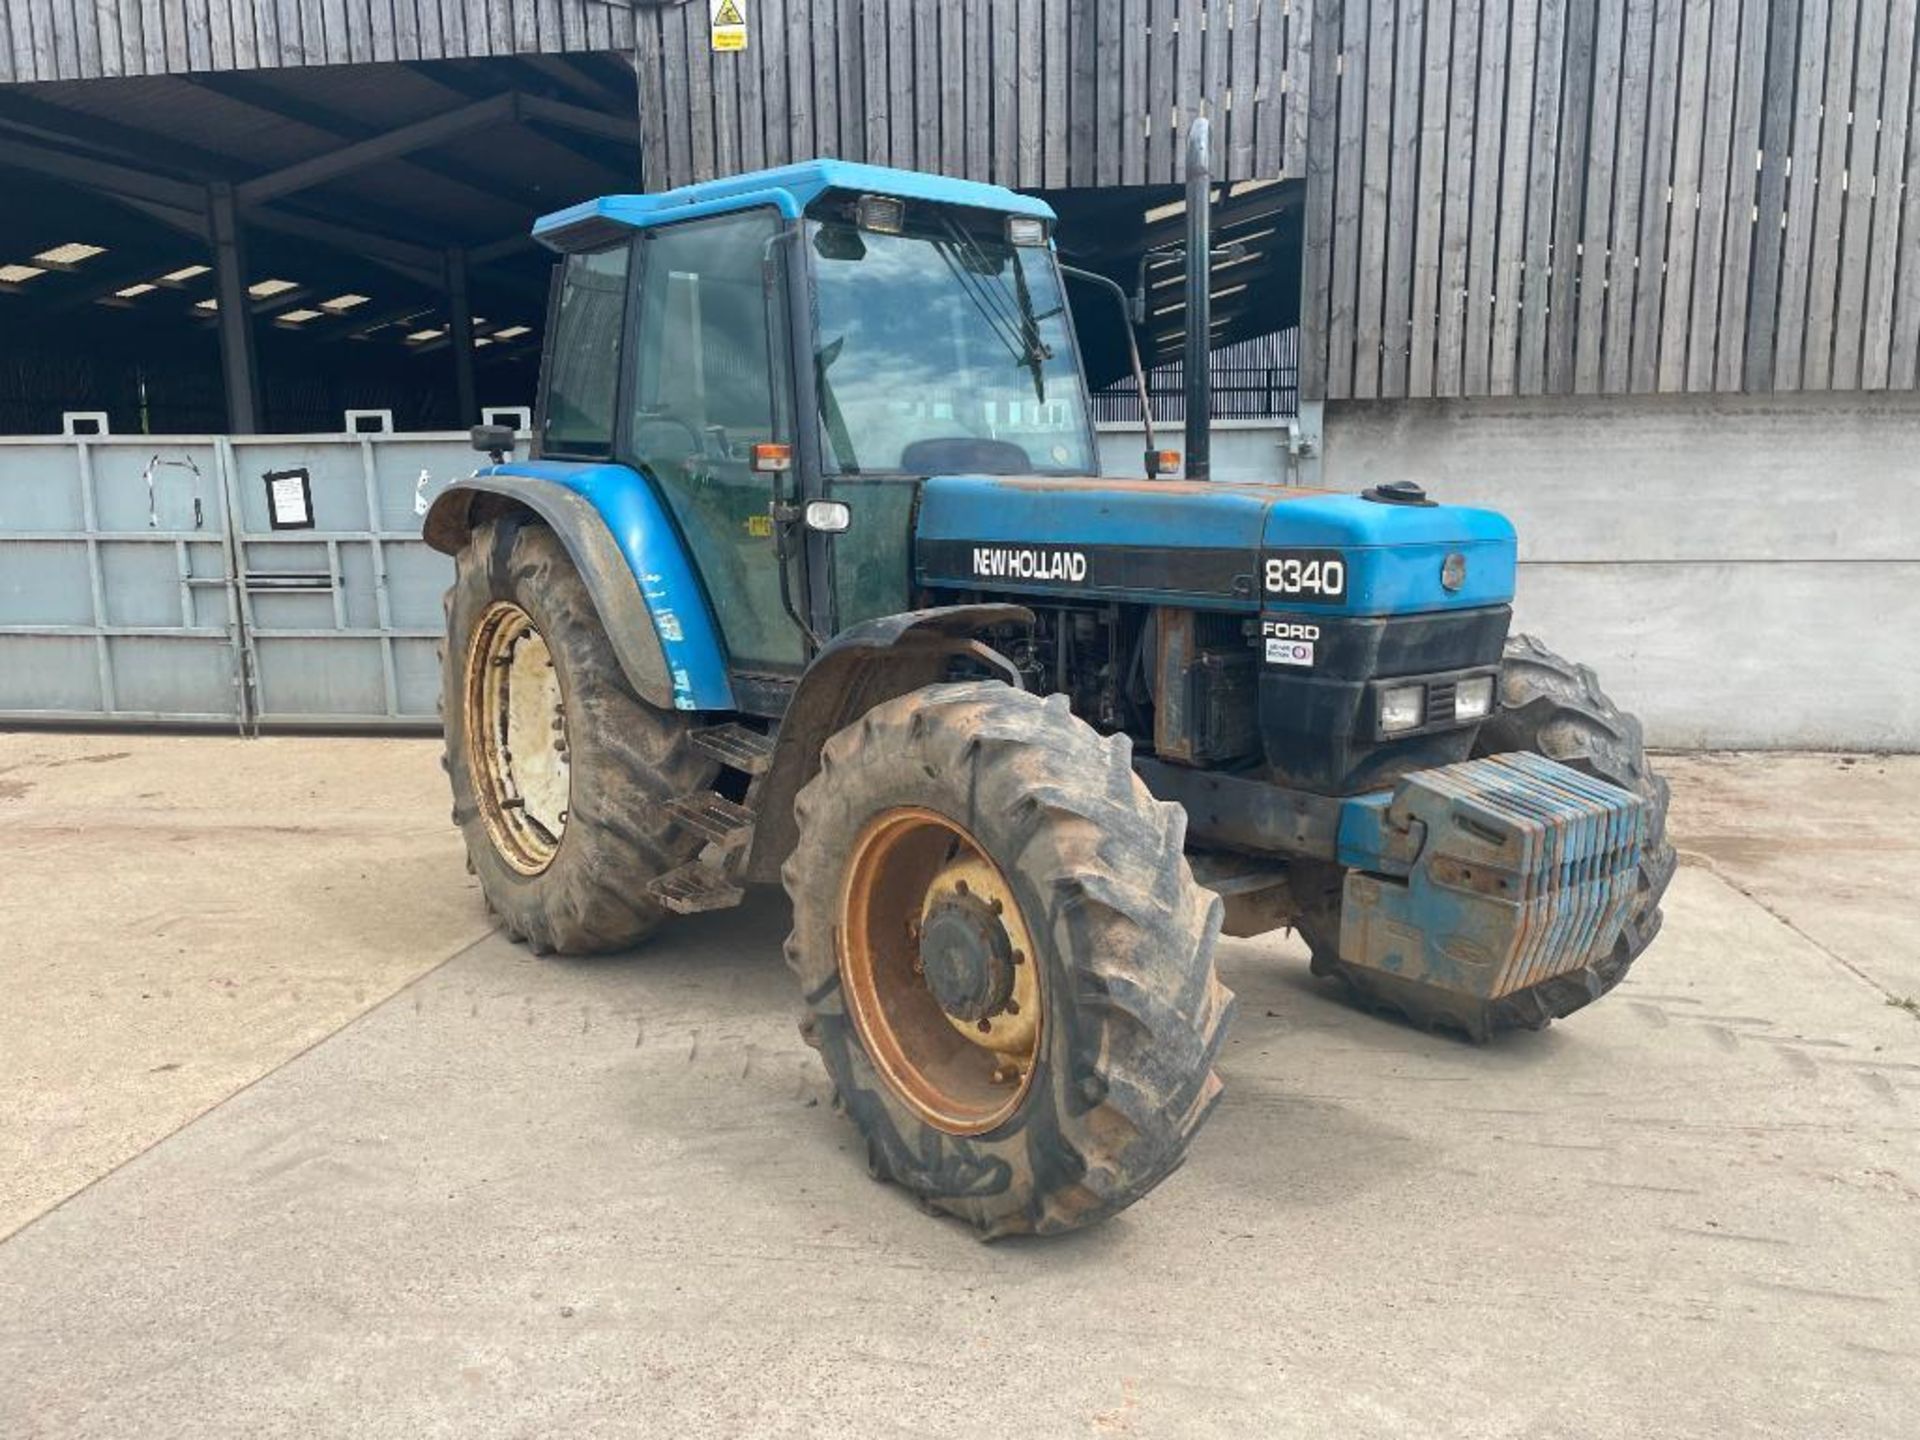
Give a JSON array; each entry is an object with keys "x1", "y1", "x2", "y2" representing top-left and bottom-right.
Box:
[
  {"x1": 649, "y1": 861, "x2": 746, "y2": 915},
  {"x1": 665, "y1": 791, "x2": 756, "y2": 853},
  {"x1": 689, "y1": 722, "x2": 775, "y2": 775}
]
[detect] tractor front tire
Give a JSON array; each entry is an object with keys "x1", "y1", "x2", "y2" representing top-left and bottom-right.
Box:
[
  {"x1": 442, "y1": 516, "x2": 717, "y2": 955},
  {"x1": 1301, "y1": 633, "x2": 1677, "y2": 1037},
  {"x1": 782, "y1": 681, "x2": 1233, "y2": 1238}
]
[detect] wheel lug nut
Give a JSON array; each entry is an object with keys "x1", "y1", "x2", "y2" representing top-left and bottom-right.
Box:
[
  {"x1": 1005, "y1": 999, "x2": 1020, "y2": 1016},
  {"x1": 1011, "y1": 949, "x2": 1024, "y2": 966},
  {"x1": 976, "y1": 1018, "x2": 991, "y2": 1034},
  {"x1": 989, "y1": 897, "x2": 1003, "y2": 915},
  {"x1": 954, "y1": 879, "x2": 968, "y2": 896}
]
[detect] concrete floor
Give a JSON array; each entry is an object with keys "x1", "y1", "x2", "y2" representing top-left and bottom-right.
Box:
[{"x1": 1, "y1": 735, "x2": 1915, "y2": 1438}]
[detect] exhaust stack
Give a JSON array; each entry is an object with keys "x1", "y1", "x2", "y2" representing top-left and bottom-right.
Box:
[{"x1": 1183, "y1": 116, "x2": 1213, "y2": 482}]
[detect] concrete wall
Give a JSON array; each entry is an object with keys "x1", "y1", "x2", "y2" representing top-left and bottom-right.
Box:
[{"x1": 1095, "y1": 393, "x2": 1917, "y2": 750}]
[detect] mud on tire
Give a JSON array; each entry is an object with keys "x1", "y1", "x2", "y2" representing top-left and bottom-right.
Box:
[
  {"x1": 441, "y1": 516, "x2": 717, "y2": 955},
  {"x1": 782, "y1": 680, "x2": 1234, "y2": 1239},
  {"x1": 1303, "y1": 633, "x2": 1677, "y2": 1036}
]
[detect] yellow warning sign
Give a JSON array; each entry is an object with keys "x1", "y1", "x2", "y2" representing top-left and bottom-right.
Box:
[{"x1": 710, "y1": 0, "x2": 747, "y2": 51}]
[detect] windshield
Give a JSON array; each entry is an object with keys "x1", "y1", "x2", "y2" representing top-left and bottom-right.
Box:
[{"x1": 807, "y1": 213, "x2": 1096, "y2": 475}]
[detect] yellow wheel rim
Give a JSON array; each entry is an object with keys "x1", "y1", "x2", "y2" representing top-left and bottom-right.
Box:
[
  {"x1": 838, "y1": 808, "x2": 1042, "y2": 1135},
  {"x1": 466, "y1": 601, "x2": 570, "y2": 875}
]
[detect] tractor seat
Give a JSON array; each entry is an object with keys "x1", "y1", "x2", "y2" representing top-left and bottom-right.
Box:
[{"x1": 899, "y1": 437, "x2": 1033, "y2": 476}]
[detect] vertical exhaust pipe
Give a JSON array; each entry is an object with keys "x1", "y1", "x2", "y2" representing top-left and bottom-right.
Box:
[{"x1": 1183, "y1": 116, "x2": 1212, "y2": 482}]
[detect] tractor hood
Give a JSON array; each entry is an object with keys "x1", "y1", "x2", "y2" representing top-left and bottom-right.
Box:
[{"x1": 913, "y1": 475, "x2": 1516, "y2": 617}]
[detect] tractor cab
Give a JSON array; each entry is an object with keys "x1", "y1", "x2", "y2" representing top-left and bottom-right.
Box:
[{"x1": 523, "y1": 162, "x2": 1100, "y2": 691}]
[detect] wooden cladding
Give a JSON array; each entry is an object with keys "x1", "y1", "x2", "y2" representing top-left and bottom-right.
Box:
[
  {"x1": 631, "y1": 0, "x2": 1311, "y2": 190},
  {"x1": 1303, "y1": 0, "x2": 1920, "y2": 400},
  {"x1": 0, "y1": 0, "x2": 640, "y2": 79}
]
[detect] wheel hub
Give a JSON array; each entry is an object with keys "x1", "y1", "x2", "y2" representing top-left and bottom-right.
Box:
[
  {"x1": 918, "y1": 887, "x2": 1016, "y2": 1023},
  {"x1": 466, "y1": 600, "x2": 570, "y2": 875}
]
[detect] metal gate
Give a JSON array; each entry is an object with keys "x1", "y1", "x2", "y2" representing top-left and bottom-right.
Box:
[{"x1": 0, "y1": 429, "x2": 483, "y2": 729}]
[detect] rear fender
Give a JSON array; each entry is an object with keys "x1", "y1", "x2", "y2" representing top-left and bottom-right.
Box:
[
  {"x1": 742, "y1": 604, "x2": 1032, "y2": 883},
  {"x1": 423, "y1": 463, "x2": 732, "y2": 713}
]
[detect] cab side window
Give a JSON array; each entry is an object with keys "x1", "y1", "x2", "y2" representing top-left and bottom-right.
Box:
[{"x1": 540, "y1": 245, "x2": 630, "y2": 457}]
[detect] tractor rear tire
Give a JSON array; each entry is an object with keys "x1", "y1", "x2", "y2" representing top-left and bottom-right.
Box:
[
  {"x1": 1302, "y1": 633, "x2": 1677, "y2": 1037},
  {"x1": 441, "y1": 516, "x2": 718, "y2": 955},
  {"x1": 782, "y1": 681, "x2": 1233, "y2": 1238}
]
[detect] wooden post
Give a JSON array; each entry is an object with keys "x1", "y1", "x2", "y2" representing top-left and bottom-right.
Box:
[{"x1": 446, "y1": 247, "x2": 476, "y2": 427}]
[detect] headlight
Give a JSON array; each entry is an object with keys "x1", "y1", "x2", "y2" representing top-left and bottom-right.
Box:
[
  {"x1": 1379, "y1": 684, "x2": 1425, "y2": 735},
  {"x1": 1454, "y1": 674, "x2": 1495, "y2": 721}
]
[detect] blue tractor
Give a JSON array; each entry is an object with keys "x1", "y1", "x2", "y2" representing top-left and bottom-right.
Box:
[{"x1": 424, "y1": 138, "x2": 1674, "y2": 1238}]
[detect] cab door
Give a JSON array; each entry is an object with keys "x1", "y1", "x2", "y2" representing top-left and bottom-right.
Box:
[{"x1": 624, "y1": 209, "x2": 808, "y2": 683}]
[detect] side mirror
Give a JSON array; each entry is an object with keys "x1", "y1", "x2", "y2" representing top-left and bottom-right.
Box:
[{"x1": 470, "y1": 423, "x2": 515, "y2": 461}]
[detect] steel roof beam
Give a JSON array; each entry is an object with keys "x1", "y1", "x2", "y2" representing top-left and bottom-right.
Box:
[{"x1": 235, "y1": 92, "x2": 518, "y2": 206}]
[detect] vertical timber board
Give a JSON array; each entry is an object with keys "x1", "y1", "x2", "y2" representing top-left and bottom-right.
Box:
[
  {"x1": 1892, "y1": 8, "x2": 1920, "y2": 387},
  {"x1": 1181, "y1": 0, "x2": 1205, "y2": 173},
  {"x1": 1095, "y1": 0, "x2": 1121, "y2": 184},
  {"x1": 1434, "y1": 0, "x2": 1482, "y2": 398},
  {"x1": 185, "y1": 0, "x2": 209, "y2": 68},
  {"x1": 1253, "y1": 0, "x2": 1281, "y2": 174},
  {"x1": 1149, "y1": 0, "x2": 1175, "y2": 180},
  {"x1": 1229, "y1": 0, "x2": 1260, "y2": 174},
  {"x1": 888, "y1": 0, "x2": 914, "y2": 166},
  {"x1": 1655, "y1": 0, "x2": 1713, "y2": 391},
  {"x1": 783, "y1": 0, "x2": 813, "y2": 168},
  {"x1": 1018, "y1": 0, "x2": 1042, "y2": 184},
  {"x1": 687, "y1": 0, "x2": 717, "y2": 180},
  {"x1": 1516, "y1": 0, "x2": 1566, "y2": 392},
  {"x1": 837, "y1": 0, "x2": 864, "y2": 161},
  {"x1": 1546, "y1": 0, "x2": 1595, "y2": 394},
  {"x1": 1632, "y1": 0, "x2": 1685, "y2": 388},
  {"x1": 1327, "y1": 0, "x2": 1371, "y2": 399},
  {"x1": 1380, "y1": 0, "x2": 1426, "y2": 396},
  {"x1": 1830, "y1": 0, "x2": 1888, "y2": 388},
  {"x1": 632, "y1": 15, "x2": 666, "y2": 189},
  {"x1": 734, "y1": 0, "x2": 765, "y2": 169},
  {"x1": 512, "y1": 0, "x2": 536, "y2": 57},
  {"x1": 48, "y1": 0, "x2": 76, "y2": 75},
  {"x1": 1601, "y1": 0, "x2": 1654, "y2": 393},
  {"x1": 1353, "y1": 0, "x2": 1396, "y2": 397},
  {"x1": 1202, "y1": 0, "x2": 1228, "y2": 142},
  {"x1": 912, "y1": 0, "x2": 937, "y2": 170},
  {"x1": 992, "y1": 0, "x2": 1017, "y2": 180},
  {"x1": 1462, "y1": 0, "x2": 1511, "y2": 395},
  {"x1": 659, "y1": 2, "x2": 689, "y2": 186},
  {"x1": 396, "y1": 0, "x2": 421, "y2": 58},
  {"x1": 1573, "y1": 0, "x2": 1625, "y2": 396},
  {"x1": 559, "y1": 0, "x2": 583, "y2": 51},
  {"x1": 966, "y1": 0, "x2": 992, "y2": 179},
  {"x1": 1044, "y1": 0, "x2": 1068, "y2": 185},
  {"x1": 1298, "y1": 0, "x2": 1341, "y2": 399},
  {"x1": 1802, "y1": 0, "x2": 1861, "y2": 389},
  {"x1": 1488, "y1": 0, "x2": 1541, "y2": 392},
  {"x1": 442, "y1": 0, "x2": 466, "y2": 59},
  {"x1": 1286, "y1": 0, "x2": 1313, "y2": 173},
  {"x1": 323, "y1": 0, "x2": 349, "y2": 62},
  {"x1": 1709, "y1": 0, "x2": 1770, "y2": 390},
  {"x1": 96, "y1": 0, "x2": 127, "y2": 75},
  {"x1": 1861, "y1": 0, "x2": 1917, "y2": 386},
  {"x1": 761, "y1": 0, "x2": 791, "y2": 168},
  {"x1": 938, "y1": 0, "x2": 963, "y2": 173},
  {"x1": 1683, "y1": 0, "x2": 1743, "y2": 391},
  {"x1": 1122, "y1": 0, "x2": 1146, "y2": 182},
  {"x1": 1410, "y1": 0, "x2": 1462, "y2": 397},
  {"x1": 1774, "y1": 0, "x2": 1832, "y2": 389},
  {"x1": 711, "y1": 7, "x2": 740, "y2": 176},
  {"x1": 141, "y1": 0, "x2": 168, "y2": 72},
  {"x1": 1068, "y1": 0, "x2": 1096, "y2": 185},
  {"x1": 864, "y1": 0, "x2": 890, "y2": 163}
]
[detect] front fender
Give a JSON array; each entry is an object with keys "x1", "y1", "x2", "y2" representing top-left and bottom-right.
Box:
[
  {"x1": 742, "y1": 603, "x2": 1032, "y2": 883},
  {"x1": 423, "y1": 462, "x2": 732, "y2": 713}
]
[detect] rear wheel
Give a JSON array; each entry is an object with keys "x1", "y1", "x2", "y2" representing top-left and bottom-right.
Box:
[
  {"x1": 783, "y1": 681, "x2": 1233, "y2": 1238},
  {"x1": 1301, "y1": 633, "x2": 1676, "y2": 1036},
  {"x1": 442, "y1": 516, "x2": 717, "y2": 954}
]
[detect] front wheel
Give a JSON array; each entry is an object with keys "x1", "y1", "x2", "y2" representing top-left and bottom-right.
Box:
[{"x1": 782, "y1": 681, "x2": 1233, "y2": 1238}]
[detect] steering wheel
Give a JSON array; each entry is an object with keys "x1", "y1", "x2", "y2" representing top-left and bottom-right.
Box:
[{"x1": 633, "y1": 414, "x2": 707, "y2": 467}]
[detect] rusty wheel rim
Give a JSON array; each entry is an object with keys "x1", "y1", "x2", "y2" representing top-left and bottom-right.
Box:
[
  {"x1": 838, "y1": 808, "x2": 1042, "y2": 1135},
  {"x1": 466, "y1": 601, "x2": 570, "y2": 875}
]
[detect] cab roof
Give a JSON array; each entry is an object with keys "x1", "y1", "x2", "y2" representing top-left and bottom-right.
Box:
[{"x1": 533, "y1": 159, "x2": 1057, "y2": 254}]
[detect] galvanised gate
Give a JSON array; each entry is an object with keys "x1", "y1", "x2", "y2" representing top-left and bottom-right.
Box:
[{"x1": 0, "y1": 425, "x2": 496, "y2": 728}]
